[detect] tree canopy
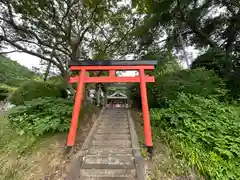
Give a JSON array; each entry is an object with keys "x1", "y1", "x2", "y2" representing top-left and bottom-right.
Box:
[
  {"x1": 0, "y1": 0, "x2": 139, "y2": 75},
  {"x1": 0, "y1": 0, "x2": 239, "y2": 96},
  {"x1": 132, "y1": 0, "x2": 240, "y2": 97}
]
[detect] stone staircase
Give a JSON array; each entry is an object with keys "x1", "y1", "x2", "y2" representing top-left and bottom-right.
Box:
[{"x1": 68, "y1": 108, "x2": 145, "y2": 180}]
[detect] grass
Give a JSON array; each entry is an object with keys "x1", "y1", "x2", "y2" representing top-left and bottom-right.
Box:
[
  {"x1": 131, "y1": 109, "x2": 193, "y2": 180},
  {"x1": 0, "y1": 113, "x2": 67, "y2": 180},
  {"x1": 0, "y1": 104, "x2": 99, "y2": 180}
]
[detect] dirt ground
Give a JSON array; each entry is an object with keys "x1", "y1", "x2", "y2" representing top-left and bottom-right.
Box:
[
  {"x1": 43, "y1": 112, "x2": 97, "y2": 180},
  {"x1": 43, "y1": 108, "x2": 101, "y2": 180}
]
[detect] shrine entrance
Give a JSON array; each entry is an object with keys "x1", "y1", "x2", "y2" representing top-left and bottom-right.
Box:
[
  {"x1": 67, "y1": 60, "x2": 157, "y2": 155},
  {"x1": 107, "y1": 91, "x2": 128, "y2": 108}
]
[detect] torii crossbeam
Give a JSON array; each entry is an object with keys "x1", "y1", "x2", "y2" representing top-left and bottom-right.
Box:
[{"x1": 67, "y1": 60, "x2": 157, "y2": 156}]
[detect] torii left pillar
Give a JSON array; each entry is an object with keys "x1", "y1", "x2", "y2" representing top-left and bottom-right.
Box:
[{"x1": 66, "y1": 69, "x2": 85, "y2": 150}]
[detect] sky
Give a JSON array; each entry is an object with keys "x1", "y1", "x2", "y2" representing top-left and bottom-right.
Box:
[
  {"x1": 8, "y1": 52, "x2": 139, "y2": 76},
  {"x1": 8, "y1": 46, "x2": 198, "y2": 71},
  {"x1": 8, "y1": 52, "x2": 41, "y2": 69},
  {"x1": 7, "y1": 49, "x2": 197, "y2": 79}
]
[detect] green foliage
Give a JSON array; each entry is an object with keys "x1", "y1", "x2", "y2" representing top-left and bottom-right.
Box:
[
  {"x1": 227, "y1": 68, "x2": 240, "y2": 99},
  {"x1": 191, "y1": 48, "x2": 226, "y2": 77},
  {"x1": 8, "y1": 98, "x2": 73, "y2": 136},
  {"x1": 47, "y1": 76, "x2": 66, "y2": 87},
  {"x1": 131, "y1": 68, "x2": 226, "y2": 108},
  {"x1": 0, "y1": 56, "x2": 34, "y2": 87},
  {"x1": 132, "y1": 0, "x2": 240, "y2": 99},
  {"x1": 130, "y1": 52, "x2": 181, "y2": 108},
  {"x1": 147, "y1": 52, "x2": 182, "y2": 107},
  {"x1": 0, "y1": 83, "x2": 16, "y2": 101},
  {"x1": 191, "y1": 49, "x2": 240, "y2": 98},
  {"x1": 150, "y1": 93, "x2": 240, "y2": 179},
  {"x1": 151, "y1": 68, "x2": 227, "y2": 107},
  {"x1": 9, "y1": 80, "x2": 66, "y2": 105}
]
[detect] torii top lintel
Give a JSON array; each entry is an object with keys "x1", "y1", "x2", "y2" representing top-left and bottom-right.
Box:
[
  {"x1": 68, "y1": 60, "x2": 157, "y2": 83},
  {"x1": 68, "y1": 60, "x2": 158, "y2": 67}
]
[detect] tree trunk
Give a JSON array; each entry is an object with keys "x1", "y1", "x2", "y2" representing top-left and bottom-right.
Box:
[
  {"x1": 96, "y1": 85, "x2": 101, "y2": 107},
  {"x1": 43, "y1": 62, "x2": 51, "y2": 81},
  {"x1": 104, "y1": 84, "x2": 108, "y2": 107},
  {"x1": 179, "y1": 32, "x2": 190, "y2": 68},
  {"x1": 62, "y1": 70, "x2": 75, "y2": 99}
]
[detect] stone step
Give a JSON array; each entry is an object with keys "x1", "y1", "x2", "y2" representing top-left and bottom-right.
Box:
[
  {"x1": 102, "y1": 119, "x2": 128, "y2": 122},
  {"x1": 104, "y1": 112, "x2": 127, "y2": 114},
  {"x1": 84, "y1": 155, "x2": 134, "y2": 166},
  {"x1": 105, "y1": 117, "x2": 128, "y2": 119},
  {"x1": 101, "y1": 118, "x2": 127, "y2": 121},
  {"x1": 78, "y1": 177, "x2": 135, "y2": 180},
  {"x1": 113, "y1": 116, "x2": 128, "y2": 118},
  {"x1": 107, "y1": 114, "x2": 127, "y2": 116},
  {"x1": 92, "y1": 140, "x2": 131, "y2": 147},
  {"x1": 102, "y1": 117, "x2": 128, "y2": 120},
  {"x1": 82, "y1": 164, "x2": 135, "y2": 170},
  {"x1": 94, "y1": 134, "x2": 130, "y2": 140},
  {"x1": 74, "y1": 109, "x2": 138, "y2": 180},
  {"x1": 79, "y1": 169, "x2": 136, "y2": 178},
  {"x1": 98, "y1": 125, "x2": 129, "y2": 130},
  {"x1": 97, "y1": 128, "x2": 129, "y2": 134},
  {"x1": 102, "y1": 118, "x2": 128, "y2": 120},
  {"x1": 101, "y1": 118, "x2": 128, "y2": 121},
  {"x1": 102, "y1": 116, "x2": 128, "y2": 119},
  {"x1": 88, "y1": 147, "x2": 132, "y2": 155},
  {"x1": 100, "y1": 122, "x2": 129, "y2": 126},
  {"x1": 102, "y1": 115, "x2": 128, "y2": 117},
  {"x1": 101, "y1": 121, "x2": 128, "y2": 124},
  {"x1": 101, "y1": 119, "x2": 128, "y2": 123}
]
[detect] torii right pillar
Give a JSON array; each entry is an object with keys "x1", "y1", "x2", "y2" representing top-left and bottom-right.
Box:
[{"x1": 139, "y1": 68, "x2": 153, "y2": 157}]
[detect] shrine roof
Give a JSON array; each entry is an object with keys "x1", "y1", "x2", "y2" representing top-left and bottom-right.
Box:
[{"x1": 107, "y1": 91, "x2": 128, "y2": 99}]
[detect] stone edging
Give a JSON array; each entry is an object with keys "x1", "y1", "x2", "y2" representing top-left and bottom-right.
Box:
[{"x1": 128, "y1": 110, "x2": 147, "y2": 180}]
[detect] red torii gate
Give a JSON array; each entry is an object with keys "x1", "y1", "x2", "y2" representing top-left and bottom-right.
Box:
[{"x1": 67, "y1": 60, "x2": 157, "y2": 155}]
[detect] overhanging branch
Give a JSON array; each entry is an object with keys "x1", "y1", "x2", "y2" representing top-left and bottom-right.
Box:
[
  {"x1": 176, "y1": 0, "x2": 218, "y2": 49},
  {"x1": 0, "y1": 35, "x2": 62, "y2": 70}
]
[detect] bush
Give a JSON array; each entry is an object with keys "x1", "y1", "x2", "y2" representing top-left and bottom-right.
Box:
[
  {"x1": 47, "y1": 76, "x2": 67, "y2": 87},
  {"x1": 150, "y1": 93, "x2": 240, "y2": 179},
  {"x1": 150, "y1": 68, "x2": 227, "y2": 108},
  {"x1": 191, "y1": 48, "x2": 240, "y2": 99},
  {"x1": 130, "y1": 68, "x2": 226, "y2": 109},
  {"x1": 0, "y1": 83, "x2": 16, "y2": 101},
  {"x1": 9, "y1": 80, "x2": 67, "y2": 105},
  {"x1": 8, "y1": 97, "x2": 73, "y2": 136},
  {"x1": 130, "y1": 58, "x2": 181, "y2": 108}
]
